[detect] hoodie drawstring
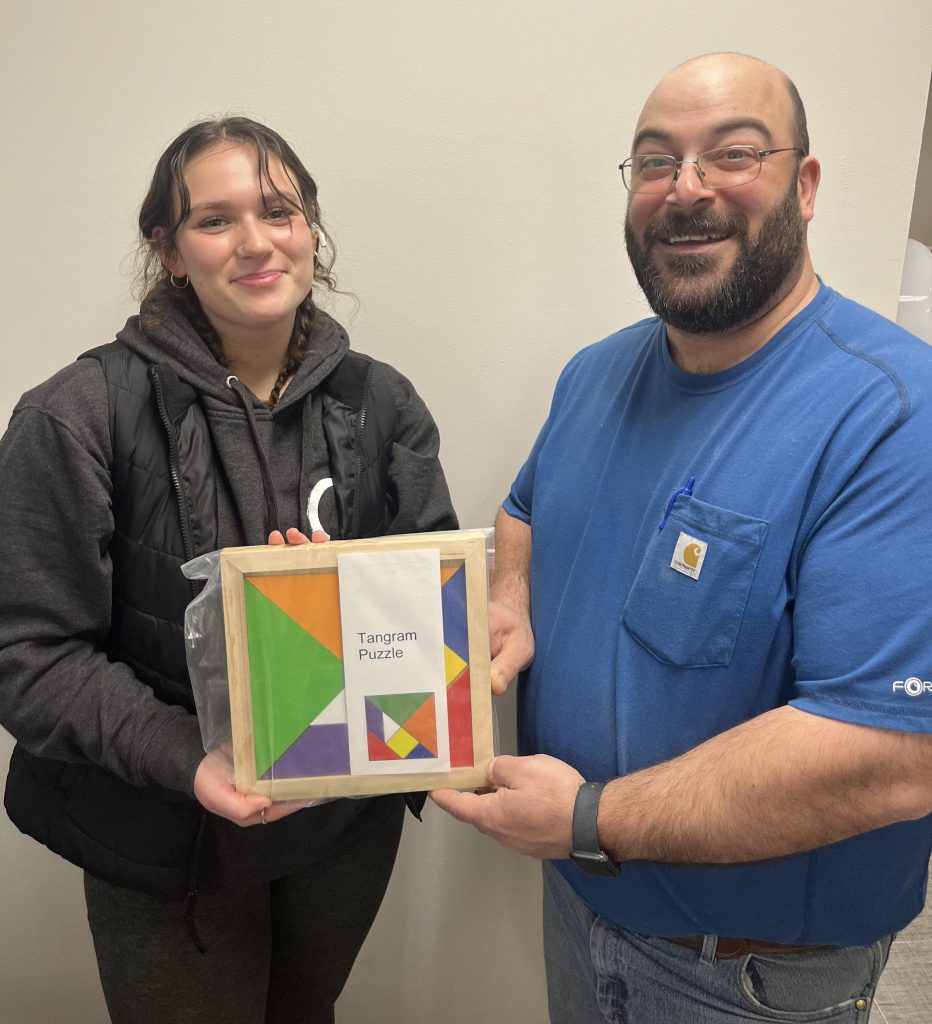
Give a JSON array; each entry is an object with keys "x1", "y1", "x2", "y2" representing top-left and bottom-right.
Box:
[{"x1": 225, "y1": 375, "x2": 282, "y2": 536}]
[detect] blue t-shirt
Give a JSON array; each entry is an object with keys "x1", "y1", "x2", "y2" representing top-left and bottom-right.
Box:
[{"x1": 504, "y1": 284, "x2": 932, "y2": 945}]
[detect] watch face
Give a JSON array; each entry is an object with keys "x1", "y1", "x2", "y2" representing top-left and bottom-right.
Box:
[{"x1": 570, "y1": 850, "x2": 621, "y2": 877}]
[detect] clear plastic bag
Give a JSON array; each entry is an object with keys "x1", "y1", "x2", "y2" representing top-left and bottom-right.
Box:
[
  {"x1": 182, "y1": 550, "x2": 232, "y2": 756},
  {"x1": 182, "y1": 550, "x2": 329, "y2": 809}
]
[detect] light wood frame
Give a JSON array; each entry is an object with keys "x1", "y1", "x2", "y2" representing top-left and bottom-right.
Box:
[{"x1": 220, "y1": 530, "x2": 493, "y2": 799}]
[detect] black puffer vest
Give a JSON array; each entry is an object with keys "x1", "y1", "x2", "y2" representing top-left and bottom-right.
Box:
[{"x1": 4, "y1": 340, "x2": 400, "y2": 898}]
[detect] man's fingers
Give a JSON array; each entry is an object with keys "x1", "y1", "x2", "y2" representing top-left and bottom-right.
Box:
[
  {"x1": 490, "y1": 656, "x2": 516, "y2": 695},
  {"x1": 487, "y1": 754, "x2": 522, "y2": 789},
  {"x1": 490, "y1": 670, "x2": 508, "y2": 695},
  {"x1": 490, "y1": 630, "x2": 532, "y2": 692},
  {"x1": 429, "y1": 788, "x2": 487, "y2": 823},
  {"x1": 488, "y1": 753, "x2": 570, "y2": 790},
  {"x1": 487, "y1": 604, "x2": 535, "y2": 695}
]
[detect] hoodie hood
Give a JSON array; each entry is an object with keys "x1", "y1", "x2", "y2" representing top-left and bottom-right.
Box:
[
  {"x1": 116, "y1": 297, "x2": 350, "y2": 409},
  {"x1": 113, "y1": 296, "x2": 352, "y2": 545}
]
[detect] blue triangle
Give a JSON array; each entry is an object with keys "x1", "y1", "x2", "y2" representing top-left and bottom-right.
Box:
[{"x1": 441, "y1": 564, "x2": 468, "y2": 662}]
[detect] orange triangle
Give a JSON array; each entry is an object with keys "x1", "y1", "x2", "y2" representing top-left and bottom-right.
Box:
[
  {"x1": 247, "y1": 571, "x2": 343, "y2": 659},
  {"x1": 440, "y1": 564, "x2": 461, "y2": 584},
  {"x1": 404, "y1": 694, "x2": 437, "y2": 755}
]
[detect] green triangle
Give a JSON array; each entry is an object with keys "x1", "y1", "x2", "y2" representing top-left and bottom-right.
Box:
[
  {"x1": 368, "y1": 691, "x2": 431, "y2": 725},
  {"x1": 244, "y1": 582, "x2": 345, "y2": 776}
]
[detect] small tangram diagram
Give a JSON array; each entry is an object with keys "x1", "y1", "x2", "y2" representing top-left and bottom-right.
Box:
[{"x1": 366, "y1": 692, "x2": 437, "y2": 760}]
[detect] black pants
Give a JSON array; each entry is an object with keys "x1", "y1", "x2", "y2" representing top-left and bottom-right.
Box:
[{"x1": 84, "y1": 796, "x2": 405, "y2": 1024}]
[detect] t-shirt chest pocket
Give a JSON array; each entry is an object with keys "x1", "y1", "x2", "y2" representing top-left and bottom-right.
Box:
[{"x1": 621, "y1": 497, "x2": 768, "y2": 668}]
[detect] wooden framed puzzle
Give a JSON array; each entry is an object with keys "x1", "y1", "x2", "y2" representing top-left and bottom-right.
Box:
[{"x1": 220, "y1": 530, "x2": 493, "y2": 799}]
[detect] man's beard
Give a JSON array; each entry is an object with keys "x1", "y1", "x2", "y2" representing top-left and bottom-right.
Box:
[{"x1": 624, "y1": 178, "x2": 806, "y2": 335}]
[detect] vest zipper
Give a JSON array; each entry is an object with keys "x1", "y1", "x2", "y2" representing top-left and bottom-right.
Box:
[
  {"x1": 150, "y1": 365, "x2": 209, "y2": 936},
  {"x1": 182, "y1": 810, "x2": 209, "y2": 955},
  {"x1": 349, "y1": 362, "x2": 375, "y2": 538},
  {"x1": 149, "y1": 367, "x2": 198, "y2": 588}
]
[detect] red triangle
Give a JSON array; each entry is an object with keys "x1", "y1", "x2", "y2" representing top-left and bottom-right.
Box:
[
  {"x1": 447, "y1": 668, "x2": 474, "y2": 767},
  {"x1": 367, "y1": 731, "x2": 401, "y2": 761}
]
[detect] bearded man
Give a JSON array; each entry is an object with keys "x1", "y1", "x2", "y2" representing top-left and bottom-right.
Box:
[{"x1": 433, "y1": 52, "x2": 932, "y2": 1023}]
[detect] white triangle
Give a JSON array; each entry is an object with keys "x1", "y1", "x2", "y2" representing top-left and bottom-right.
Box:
[
  {"x1": 383, "y1": 712, "x2": 400, "y2": 741},
  {"x1": 311, "y1": 691, "x2": 347, "y2": 726}
]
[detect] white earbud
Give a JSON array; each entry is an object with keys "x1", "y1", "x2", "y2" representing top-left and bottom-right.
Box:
[{"x1": 311, "y1": 223, "x2": 329, "y2": 249}]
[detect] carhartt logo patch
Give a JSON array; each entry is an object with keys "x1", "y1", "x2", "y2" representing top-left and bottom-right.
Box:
[{"x1": 671, "y1": 532, "x2": 707, "y2": 580}]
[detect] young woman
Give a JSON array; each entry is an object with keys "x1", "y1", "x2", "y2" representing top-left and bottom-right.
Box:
[{"x1": 0, "y1": 117, "x2": 457, "y2": 1024}]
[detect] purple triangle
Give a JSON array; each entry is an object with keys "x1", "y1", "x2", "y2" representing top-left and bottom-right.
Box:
[
  {"x1": 365, "y1": 697, "x2": 384, "y2": 741},
  {"x1": 262, "y1": 723, "x2": 350, "y2": 779}
]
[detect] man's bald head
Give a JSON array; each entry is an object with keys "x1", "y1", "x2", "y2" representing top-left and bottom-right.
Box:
[{"x1": 636, "y1": 53, "x2": 809, "y2": 155}]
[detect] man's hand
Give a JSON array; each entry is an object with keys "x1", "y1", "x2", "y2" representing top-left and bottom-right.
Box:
[
  {"x1": 488, "y1": 508, "x2": 534, "y2": 694},
  {"x1": 489, "y1": 601, "x2": 535, "y2": 695},
  {"x1": 430, "y1": 754, "x2": 584, "y2": 858}
]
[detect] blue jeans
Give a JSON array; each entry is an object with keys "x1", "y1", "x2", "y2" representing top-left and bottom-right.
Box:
[{"x1": 542, "y1": 861, "x2": 892, "y2": 1023}]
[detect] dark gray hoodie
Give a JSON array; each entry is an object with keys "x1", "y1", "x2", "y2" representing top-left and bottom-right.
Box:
[{"x1": 0, "y1": 302, "x2": 456, "y2": 811}]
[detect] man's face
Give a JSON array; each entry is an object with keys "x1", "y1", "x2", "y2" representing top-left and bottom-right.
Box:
[{"x1": 623, "y1": 58, "x2": 810, "y2": 335}]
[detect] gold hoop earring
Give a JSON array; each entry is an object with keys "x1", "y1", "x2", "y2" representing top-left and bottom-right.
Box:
[{"x1": 170, "y1": 274, "x2": 189, "y2": 290}]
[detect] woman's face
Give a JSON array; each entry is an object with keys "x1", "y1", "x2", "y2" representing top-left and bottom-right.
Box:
[{"x1": 161, "y1": 142, "x2": 317, "y2": 347}]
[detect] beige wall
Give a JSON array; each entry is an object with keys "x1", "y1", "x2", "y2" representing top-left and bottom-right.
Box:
[{"x1": 1, "y1": 3, "x2": 930, "y2": 1022}]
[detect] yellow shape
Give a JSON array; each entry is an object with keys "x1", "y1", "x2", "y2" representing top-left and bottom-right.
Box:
[
  {"x1": 444, "y1": 645, "x2": 467, "y2": 685},
  {"x1": 386, "y1": 727, "x2": 419, "y2": 758}
]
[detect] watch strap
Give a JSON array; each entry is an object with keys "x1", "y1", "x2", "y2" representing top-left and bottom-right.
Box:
[{"x1": 571, "y1": 781, "x2": 620, "y2": 876}]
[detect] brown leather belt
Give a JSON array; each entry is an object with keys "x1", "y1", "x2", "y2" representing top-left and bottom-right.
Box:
[{"x1": 661, "y1": 935, "x2": 836, "y2": 961}]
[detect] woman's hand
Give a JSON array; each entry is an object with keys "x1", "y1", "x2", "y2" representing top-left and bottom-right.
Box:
[
  {"x1": 193, "y1": 753, "x2": 267, "y2": 826},
  {"x1": 193, "y1": 754, "x2": 311, "y2": 826},
  {"x1": 268, "y1": 527, "x2": 330, "y2": 545}
]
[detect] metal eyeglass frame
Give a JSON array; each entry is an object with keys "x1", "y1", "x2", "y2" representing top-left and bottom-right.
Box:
[{"x1": 619, "y1": 146, "x2": 806, "y2": 194}]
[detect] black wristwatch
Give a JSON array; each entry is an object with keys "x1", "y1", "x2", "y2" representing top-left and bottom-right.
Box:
[{"x1": 570, "y1": 781, "x2": 620, "y2": 876}]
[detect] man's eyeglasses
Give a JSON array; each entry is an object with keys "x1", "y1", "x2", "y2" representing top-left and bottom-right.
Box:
[{"x1": 619, "y1": 146, "x2": 805, "y2": 194}]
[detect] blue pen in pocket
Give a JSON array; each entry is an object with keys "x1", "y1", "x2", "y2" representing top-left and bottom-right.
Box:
[{"x1": 658, "y1": 476, "x2": 695, "y2": 532}]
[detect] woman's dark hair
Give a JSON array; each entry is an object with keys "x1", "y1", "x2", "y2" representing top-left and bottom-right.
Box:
[{"x1": 137, "y1": 116, "x2": 336, "y2": 406}]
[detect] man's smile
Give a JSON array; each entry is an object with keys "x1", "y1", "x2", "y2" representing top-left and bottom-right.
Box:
[{"x1": 661, "y1": 232, "x2": 730, "y2": 245}]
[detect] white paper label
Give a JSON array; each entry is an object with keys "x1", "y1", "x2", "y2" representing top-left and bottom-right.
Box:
[
  {"x1": 670, "y1": 531, "x2": 708, "y2": 581},
  {"x1": 338, "y1": 549, "x2": 450, "y2": 774}
]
